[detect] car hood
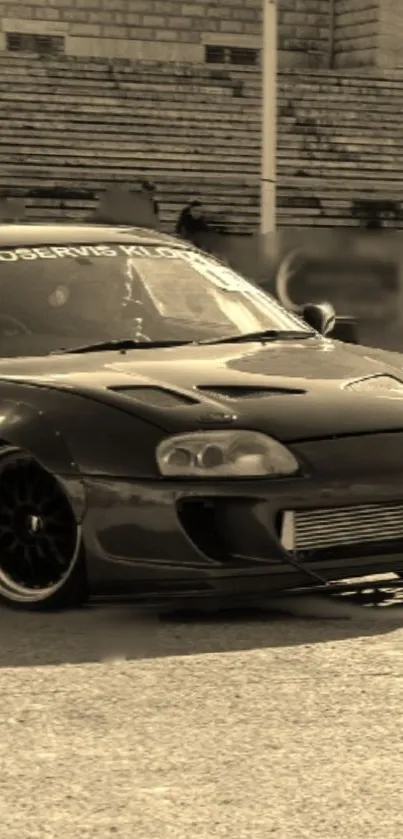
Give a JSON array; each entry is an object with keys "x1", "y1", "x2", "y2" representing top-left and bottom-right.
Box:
[{"x1": 1, "y1": 337, "x2": 403, "y2": 441}]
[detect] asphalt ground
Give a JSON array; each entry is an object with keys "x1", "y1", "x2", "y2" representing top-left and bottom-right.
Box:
[{"x1": 1, "y1": 591, "x2": 403, "y2": 838}]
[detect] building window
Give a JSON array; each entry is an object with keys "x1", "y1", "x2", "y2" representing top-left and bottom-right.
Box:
[
  {"x1": 6, "y1": 32, "x2": 65, "y2": 55},
  {"x1": 204, "y1": 45, "x2": 259, "y2": 66}
]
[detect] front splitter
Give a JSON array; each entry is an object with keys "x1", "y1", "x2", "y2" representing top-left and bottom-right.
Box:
[{"x1": 88, "y1": 575, "x2": 403, "y2": 609}]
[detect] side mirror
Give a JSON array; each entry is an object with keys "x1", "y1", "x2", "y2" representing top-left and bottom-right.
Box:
[
  {"x1": 331, "y1": 316, "x2": 358, "y2": 344},
  {"x1": 302, "y1": 302, "x2": 336, "y2": 336}
]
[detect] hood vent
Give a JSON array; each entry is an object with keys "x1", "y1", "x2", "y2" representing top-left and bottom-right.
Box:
[
  {"x1": 197, "y1": 385, "x2": 305, "y2": 399},
  {"x1": 109, "y1": 386, "x2": 199, "y2": 407},
  {"x1": 345, "y1": 375, "x2": 403, "y2": 394}
]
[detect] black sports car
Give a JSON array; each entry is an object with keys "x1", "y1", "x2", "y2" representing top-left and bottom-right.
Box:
[{"x1": 2, "y1": 223, "x2": 403, "y2": 611}]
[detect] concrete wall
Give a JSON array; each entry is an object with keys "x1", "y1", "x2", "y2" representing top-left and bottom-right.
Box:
[
  {"x1": 333, "y1": 0, "x2": 379, "y2": 68},
  {"x1": 278, "y1": 0, "x2": 331, "y2": 69},
  {"x1": 333, "y1": 0, "x2": 403, "y2": 70},
  {"x1": 378, "y1": 0, "x2": 403, "y2": 69},
  {"x1": 1, "y1": 1, "x2": 403, "y2": 70},
  {"x1": 0, "y1": 0, "x2": 331, "y2": 68}
]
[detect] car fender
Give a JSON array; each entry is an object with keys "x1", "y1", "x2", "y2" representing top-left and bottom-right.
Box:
[{"x1": 0, "y1": 399, "x2": 86, "y2": 520}]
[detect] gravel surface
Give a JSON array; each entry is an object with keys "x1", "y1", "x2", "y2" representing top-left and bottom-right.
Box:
[{"x1": 1, "y1": 597, "x2": 403, "y2": 838}]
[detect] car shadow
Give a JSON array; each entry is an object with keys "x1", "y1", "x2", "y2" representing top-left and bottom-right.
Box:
[{"x1": 0, "y1": 594, "x2": 403, "y2": 667}]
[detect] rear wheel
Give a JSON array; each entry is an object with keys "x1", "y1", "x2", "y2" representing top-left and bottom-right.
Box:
[{"x1": 0, "y1": 447, "x2": 87, "y2": 610}]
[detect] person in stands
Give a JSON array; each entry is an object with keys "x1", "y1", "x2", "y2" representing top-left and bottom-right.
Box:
[{"x1": 175, "y1": 200, "x2": 211, "y2": 248}]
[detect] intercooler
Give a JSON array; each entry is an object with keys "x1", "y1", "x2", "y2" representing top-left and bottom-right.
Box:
[{"x1": 280, "y1": 503, "x2": 403, "y2": 551}]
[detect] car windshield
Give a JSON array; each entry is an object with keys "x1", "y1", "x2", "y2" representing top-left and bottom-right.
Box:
[{"x1": 0, "y1": 242, "x2": 311, "y2": 356}]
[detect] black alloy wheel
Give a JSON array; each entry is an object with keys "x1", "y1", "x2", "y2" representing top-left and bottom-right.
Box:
[{"x1": 0, "y1": 447, "x2": 87, "y2": 609}]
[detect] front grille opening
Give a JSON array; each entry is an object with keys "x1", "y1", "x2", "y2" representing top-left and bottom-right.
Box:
[
  {"x1": 177, "y1": 499, "x2": 231, "y2": 561},
  {"x1": 274, "y1": 511, "x2": 284, "y2": 540},
  {"x1": 6, "y1": 32, "x2": 65, "y2": 55},
  {"x1": 204, "y1": 45, "x2": 259, "y2": 66},
  {"x1": 295, "y1": 502, "x2": 403, "y2": 550},
  {"x1": 277, "y1": 503, "x2": 403, "y2": 563}
]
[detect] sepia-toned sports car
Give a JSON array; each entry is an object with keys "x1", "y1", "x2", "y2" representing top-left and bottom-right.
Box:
[{"x1": 1, "y1": 223, "x2": 403, "y2": 610}]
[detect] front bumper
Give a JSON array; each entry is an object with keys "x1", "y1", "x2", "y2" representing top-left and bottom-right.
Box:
[{"x1": 80, "y1": 431, "x2": 403, "y2": 599}]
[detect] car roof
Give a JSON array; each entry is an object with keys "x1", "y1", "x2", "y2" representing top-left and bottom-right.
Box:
[{"x1": 0, "y1": 223, "x2": 184, "y2": 248}]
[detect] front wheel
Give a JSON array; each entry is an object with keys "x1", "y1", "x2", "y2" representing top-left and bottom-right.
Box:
[{"x1": 0, "y1": 447, "x2": 88, "y2": 610}]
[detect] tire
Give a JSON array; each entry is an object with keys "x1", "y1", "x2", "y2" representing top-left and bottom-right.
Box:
[{"x1": 0, "y1": 446, "x2": 88, "y2": 611}]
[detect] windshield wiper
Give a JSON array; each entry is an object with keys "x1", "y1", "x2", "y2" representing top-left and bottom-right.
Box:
[
  {"x1": 52, "y1": 338, "x2": 192, "y2": 355},
  {"x1": 52, "y1": 330, "x2": 317, "y2": 354},
  {"x1": 200, "y1": 329, "x2": 317, "y2": 346}
]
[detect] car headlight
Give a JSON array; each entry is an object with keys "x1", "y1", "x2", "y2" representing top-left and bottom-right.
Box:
[{"x1": 156, "y1": 430, "x2": 299, "y2": 478}]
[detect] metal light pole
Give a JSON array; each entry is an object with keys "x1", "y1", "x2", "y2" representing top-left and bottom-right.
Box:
[{"x1": 260, "y1": 0, "x2": 277, "y2": 235}]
